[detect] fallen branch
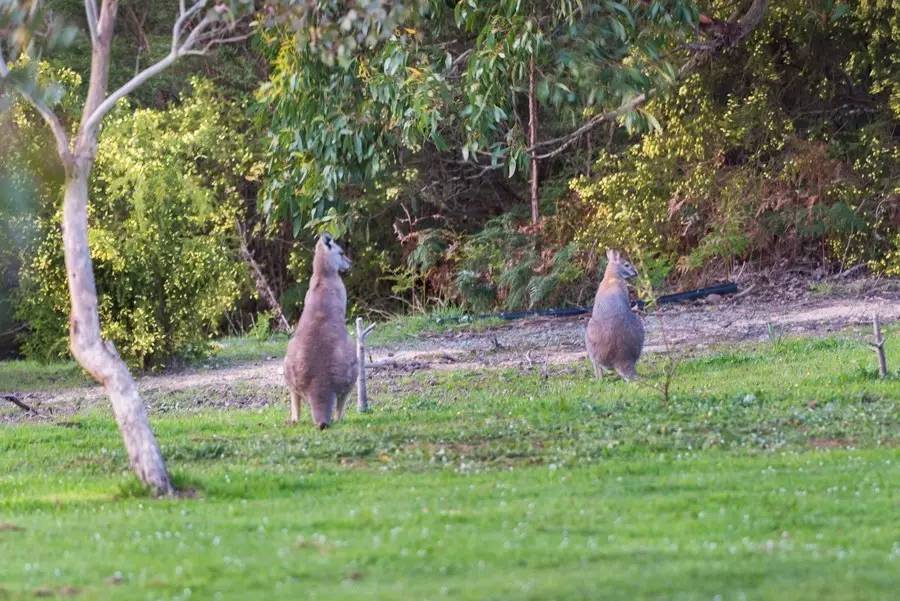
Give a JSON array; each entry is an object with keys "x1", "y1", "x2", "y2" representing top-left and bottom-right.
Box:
[
  {"x1": 1, "y1": 394, "x2": 41, "y2": 415},
  {"x1": 728, "y1": 282, "x2": 757, "y2": 301},
  {"x1": 827, "y1": 264, "x2": 866, "y2": 281}
]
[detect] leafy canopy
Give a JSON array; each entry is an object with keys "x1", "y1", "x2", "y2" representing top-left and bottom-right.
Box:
[{"x1": 259, "y1": 0, "x2": 699, "y2": 233}]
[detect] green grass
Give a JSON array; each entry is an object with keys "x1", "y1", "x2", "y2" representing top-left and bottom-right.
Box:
[
  {"x1": 364, "y1": 306, "x2": 504, "y2": 346},
  {"x1": 1, "y1": 333, "x2": 898, "y2": 599},
  {"x1": 0, "y1": 358, "x2": 89, "y2": 393}
]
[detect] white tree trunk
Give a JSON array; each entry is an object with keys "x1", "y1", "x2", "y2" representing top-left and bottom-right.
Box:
[
  {"x1": 4, "y1": 0, "x2": 261, "y2": 497},
  {"x1": 62, "y1": 167, "x2": 172, "y2": 495},
  {"x1": 528, "y1": 52, "x2": 539, "y2": 225}
]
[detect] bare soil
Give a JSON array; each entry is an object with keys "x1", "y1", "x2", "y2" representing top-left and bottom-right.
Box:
[{"x1": 6, "y1": 275, "x2": 899, "y2": 420}]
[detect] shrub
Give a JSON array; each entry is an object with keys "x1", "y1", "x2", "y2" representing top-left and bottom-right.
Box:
[
  {"x1": 16, "y1": 79, "x2": 251, "y2": 368},
  {"x1": 571, "y1": 3, "x2": 899, "y2": 279}
]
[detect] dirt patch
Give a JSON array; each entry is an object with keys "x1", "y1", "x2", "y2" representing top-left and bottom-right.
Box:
[
  {"x1": 372, "y1": 273, "x2": 899, "y2": 367},
  {"x1": 810, "y1": 438, "x2": 858, "y2": 449},
  {"x1": 7, "y1": 274, "x2": 898, "y2": 421}
]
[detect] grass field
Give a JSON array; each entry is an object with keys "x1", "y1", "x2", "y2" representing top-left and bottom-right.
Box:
[{"x1": 1, "y1": 332, "x2": 898, "y2": 599}]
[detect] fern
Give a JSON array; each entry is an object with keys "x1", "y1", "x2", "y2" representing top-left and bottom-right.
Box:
[
  {"x1": 527, "y1": 273, "x2": 559, "y2": 308},
  {"x1": 406, "y1": 229, "x2": 449, "y2": 272},
  {"x1": 499, "y1": 255, "x2": 536, "y2": 310},
  {"x1": 455, "y1": 269, "x2": 496, "y2": 311}
]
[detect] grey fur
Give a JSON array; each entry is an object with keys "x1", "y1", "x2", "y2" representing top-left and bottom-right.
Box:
[
  {"x1": 284, "y1": 236, "x2": 358, "y2": 428},
  {"x1": 585, "y1": 248, "x2": 644, "y2": 381}
]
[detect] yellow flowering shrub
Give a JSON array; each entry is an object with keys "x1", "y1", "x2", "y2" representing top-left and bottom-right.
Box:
[{"x1": 16, "y1": 79, "x2": 252, "y2": 368}]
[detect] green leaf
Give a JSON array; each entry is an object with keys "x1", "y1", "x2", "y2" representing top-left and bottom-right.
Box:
[
  {"x1": 431, "y1": 130, "x2": 449, "y2": 152},
  {"x1": 641, "y1": 109, "x2": 661, "y2": 133},
  {"x1": 536, "y1": 78, "x2": 550, "y2": 103},
  {"x1": 830, "y1": 3, "x2": 850, "y2": 22}
]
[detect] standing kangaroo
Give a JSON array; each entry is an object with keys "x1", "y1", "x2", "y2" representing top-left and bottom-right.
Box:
[
  {"x1": 585, "y1": 248, "x2": 644, "y2": 381},
  {"x1": 284, "y1": 234, "x2": 358, "y2": 429}
]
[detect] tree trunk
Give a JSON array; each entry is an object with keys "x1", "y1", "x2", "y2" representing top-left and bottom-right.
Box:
[
  {"x1": 62, "y1": 166, "x2": 173, "y2": 496},
  {"x1": 528, "y1": 53, "x2": 539, "y2": 225},
  {"x1": 237, "y1": 221, "x2": 291, "y2": 332}
]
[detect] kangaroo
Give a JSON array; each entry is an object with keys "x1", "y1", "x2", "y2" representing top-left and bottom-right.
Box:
[
  {"x1": 585, "y1": 248, "x2": 644, "y2": 381},
  {"x1": 284, "y1": 234, "x2": 358, "y2": 429}
]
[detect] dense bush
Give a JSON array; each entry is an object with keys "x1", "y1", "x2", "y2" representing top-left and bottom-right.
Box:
[
  {"x1": 379, "y1": 2, "x2": 900, "y2": 311},
  {"x1": 15, "y1": 78, "x2": 253, "y2": 368},
  {"x1": 1, "y1": 61, "x2": 81, "y2": 357},
  {"x1": 0, "y1": 177, "x2": 36, "y2": 357},
  {"x1": 573, "y1": 2, "x2": 899, "y2": 280}
]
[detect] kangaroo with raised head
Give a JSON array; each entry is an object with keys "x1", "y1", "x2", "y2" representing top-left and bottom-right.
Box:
[
  {"x1": 284, "y1": 234, "x2": 358, "y2": 429},
  {"x1": 585, "y1": 248, "x2": 644, "y2": 381}
]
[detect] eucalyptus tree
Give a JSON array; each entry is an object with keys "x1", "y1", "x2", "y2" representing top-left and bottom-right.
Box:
[
  {"x1": 0, "y1": 0, "x2": 423, "y2": 495},
  {"x1": 262, "y1": 0, "x2": 769, "y2": 230}
]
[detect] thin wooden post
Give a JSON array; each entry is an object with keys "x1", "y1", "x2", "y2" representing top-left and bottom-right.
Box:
[
  {"x1": 356, "y1": 317, "x2": 376, "y2": 412},
  {"x1": 870, "y1": 315, "x2": 887, "y2": 379},
  {"x1": 528, "y1": 52, "x2": 539, "y2": 225}
]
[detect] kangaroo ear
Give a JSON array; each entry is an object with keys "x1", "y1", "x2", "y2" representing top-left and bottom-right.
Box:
[
  {"x1": 320, "y1": 233, "x2": 333, "y2": 249},
  {"x1": 606, "y1": 248, "x2": 617, "y2": 262}
]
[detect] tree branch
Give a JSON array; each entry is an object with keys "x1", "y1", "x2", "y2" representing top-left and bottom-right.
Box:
[
  {"x1": 81, "y1": 50, "x2": 177, "y2": 135},
  {"x1": 449, "y1": 48, "x2": 472, "y2": 72},
  {"x1": 527, "y1": 0, "x2": 769, "y2": 160},
  {"x1": 84, "y1": 0, "x2": 99, "y2": 44},
  {"x1": 236, "y1": 219, "x2": 291, "y2": 333},
  {"x1": 180, "y1": 13, "x2": 216, "y2": 50},
  {"x1": 182, "y1": 30, "x2": 254, "y2": 55},
  {"x1": 172, "y1": 0, "x2": 207, "y2": 52},
  {"x1": 531, "y1": 92, "x2": 648, "y2": 160},
  {"x1": 0, "y1": 46, "x2": 73, "y2": 165},
  {"x1": 83, "y1": 1, "x2": 252, "y2": 136}
]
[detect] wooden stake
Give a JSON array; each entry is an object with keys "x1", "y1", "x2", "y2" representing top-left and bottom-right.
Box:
[
  {"x1": 356, "y1": 317, "x2": 376, "y2": 412},
  {"x1": 870, "y1": 315, "x2": 887, "y2": 379}
]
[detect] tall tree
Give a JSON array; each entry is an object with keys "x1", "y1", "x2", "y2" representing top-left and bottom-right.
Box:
[
  {"x1": 262, "y1": 0, "x2": 697, "y2": 229},
  {"x1": 261, "y1": 1, "x2": 770, "y2": 232}
]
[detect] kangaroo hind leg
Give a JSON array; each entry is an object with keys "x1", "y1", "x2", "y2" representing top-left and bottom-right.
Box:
[{"x1": 289, "y1": 390, "x2": 303, "y2": 424}]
